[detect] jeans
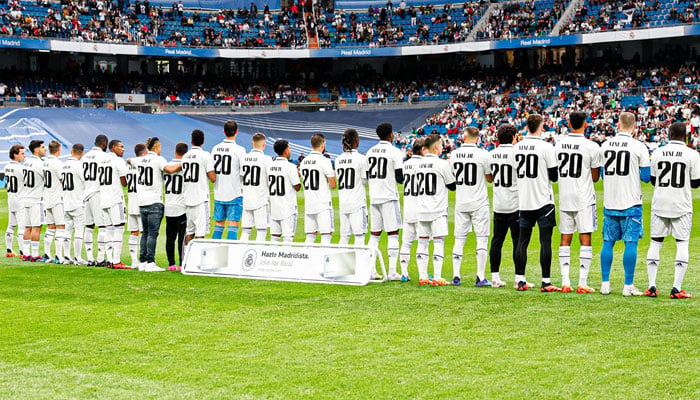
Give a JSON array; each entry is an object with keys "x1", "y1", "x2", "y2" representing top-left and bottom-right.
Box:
[{"x1": 140, "y1": 203, "x2": 164, "y2": 263}]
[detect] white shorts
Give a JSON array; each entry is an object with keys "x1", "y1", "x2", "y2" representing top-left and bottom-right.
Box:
[
  {"x1": 270, "y1": 213, "x2": 297, "y2": 239},
  {"x1": 24, "y1": 203, "x2": 44, "y2": 227},
  {"x1": 8, "y1": 208, "x2": 25, "y2": 230},
  {"x1": 340, "y1": 207, "x2": 368, "y2": 237},
  {"x1": 65, "y1": 207, "x2": 85, "y2": 233},
  {"x1": 186, "y1": 201, "x2": 211, "y2": 237},
  {"x1": 102, "y1": 202, "x2": 126, "y2": 226},
  {"x1": 242, "y1": 205, "x2": 270, "y2": 229},
  {"x1": 44, "y1": 203, "x2": 66, "y2": 226},
  {"x1": 370, "y1": 200, "x2": 402, "y2": 233},
  {"x1": 454, "y1": 205, "x2": 490, "y2": 238},
  {"x1": 559, "y1": 204, "x2": 597, "y2": 235},
  {"x1": 84, "y1": 195, "x2": 104, "y2": 227},
  {"x1": 305, "y1": 209, "x2": 334, "y2": 234},
  {"x1": 650, "y1": 212, "x2": 692, "y2": 241},
  {"x1": 401, "y1": 221, "x2": 418, "y2": 244},
  {"x1": 418, "y1": 215, "x2": 448, "y2": 238},
  {"x1": 127, "y1": 214, "x2": 142, "y2": 232}
]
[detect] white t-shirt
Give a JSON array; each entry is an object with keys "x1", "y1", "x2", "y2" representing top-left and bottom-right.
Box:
[
  {"x1": 164, "y1": 159, "x2": 186, "y2": 217},
  {"x1": 3, "y1": 160, "x2": 24, "y2": 212},
  {"x1": 515, "y1": 136, "x2": 557, "y2": 211},
  {"x1": 82, "y1": 146, "x2": 108, "y2": 201},
  {"x1": 61, "y1": 157, "x2": 85, "y2": 212},
  {"x1": 366, "y1": 140, "x2": 405, "y2": 204},
  {"x1": 99, "y1": 152, "x2": 128, "y2": 208},
  {"x1": 131, "y1": 151, "x2": 168, "y2": 207},
  {"x1": 211, "y1": 138, "x2": 246, "y2": 202},
  {"x1": 489, "y1": 144, "x2": 519, "y2": 214},
  {"x1": 402, "y1": 155, "x2": 422, "y2": 223},
  {"x1": 450, "y1": 144, "x2": 490, "y2": 212},
  {"x1": 555, "y1": 133, "x2": 603, "y2": 212},
  {"x1": 650, "y1": 140, "x2": 700, "y2": 218},
  {"x1": 601, "y1": 132, "x2": 651, "y2": 210},
  {"x1": 42, "y1": 155, "x2": 63, "y2": 209},
  {"x1": 126, "y1": 164, "x2": 139, "y2": 215},
  {"x1": 241, "y1": 149, "x2": 272, "y2": 211},
  {"x1": 334, "y1": 149, "x2": 368, "y2": 214},
  {"x1": 417, "y1": 153, "x2": 455, "y2": 221},
  {"x1": 182, "y1": 146, "x2": 214, "y2": 207},
  {"x1": 268, "y1": 157, "x2": 300, "y2": 220},
  {"x1": 299, "y1": 151, "x2": 335, "y2": 215},
  {"x1": 22, "y1": 155, "x2": 45, "y2": 207}
]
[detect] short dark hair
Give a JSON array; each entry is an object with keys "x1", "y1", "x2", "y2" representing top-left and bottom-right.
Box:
[
  {"x1": 146, "y1": 137, "x2": 159, "y2": 150},
  {"x1": 568, "y1": 111, "x2": 587, "y2": 131},
  {"x1": 175, "y1": 142, "x2": 188, "y2": 156},
  {"x1": 310, "y1": 133, "x2": 325, "y2": 149},
  {"x1": 95, "y1": 134, "x2": 108, "y2": 148},
  {"x1": 108, "y1": 139, "x2": 122, "y2": 151},
  {"x1": 72, "y1": 143, "x2": 84, "y2": 155},
  {"x1": 526, "y1": 114, "x2": 544, "y2": 134},
  {"x1": 134, "y1": 143, "x2": 147, "y2": 157},
  {"x1": 412, "y1": 137, "x2": 425, "y2": 155},
  {"x1": 253, "y1": 132, "x2": 266, "y2": 143},
  {"x1": 224, "y1": 120, "x2": 238, "y2": 137},
  {"x1": 668, "y1": 122, "x2": 687, "y2": 141},
  {"x1": 376, "y1": 122, "x2": 393, "y2": 140},
  {"x1": 497, "y1": 124, "x2": 517, "y2": 145},
  {"x1": 28, "y1": 140, "x2": 44, "y2": 153},
  {"x1": 342, "y1": 128, "x2": 359, "y2": 151},
  {"x1": 191, "y1": 129, "x2": 204, "y2": 146},
  {"x1": 9, "y1": 144, "x2": 23, "y2": 160},
  {"x1": 48, "y1": 140, "x2": 61, "y2": 154},
  {"x1": 273, "y1": 139, "x2": 289, "y2": 156},
  {"x1": 424, "y1": 134, "x2": 442, "y2": 150}
]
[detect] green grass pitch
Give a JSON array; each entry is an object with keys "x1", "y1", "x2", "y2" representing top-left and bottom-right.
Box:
[{"x1": 1, "y1": 182, "x2": 699, "y2": 399}]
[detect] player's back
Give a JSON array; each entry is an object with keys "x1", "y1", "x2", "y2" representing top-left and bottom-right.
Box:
[
  {"x1": 450, "y1": 143, "x2": 490, "y2": 212},
  {"x1": 555, "y1": 134, "x2": 602, "y2": 212},
  {"x1": 515, "y1": 136, "x2": 556, "y2": 211},
  {"x1": 23, "y1": 154, "x2": 45, "y2": 205},
  {"x1": 4, "y1": 161, "x2": 24, "y2": 211},
  {"x1": 182, "y1": 146, "x2": 214, "y2": 207},
  {"x1": 42, "y1": 155, "x2": 63, "y2": 209},
  {"x1": 241, "y1": 149, "x2": 272, "y2": 210},
  {"x1": 366, "y1": 141, "x2": 404, "y2": 204},
  {"x1": 650, "y1": 140, "x2": 700, "y2": 218},
  {"x1": 212, "y1": 139, "x2": 246, "y2": 202},
  {"x1": 61, "y1": 157, "x2": 85, "y2": 212},
  {"x1": 601, "y1": 132, "x2": 650, "y2": 211},
  {"x1": 164, "y1": 159, "x2": 185, "y2": 217},
  {"x1": 99, "y1": 153, "x2": 127, "y2": 207},
  {"x1": 335, "y1": 149, "x2": 368, "y2": 214},
  {"x1": 489, "y1": 144, "x2": 519, "y2": 214},
  {"x1": 402, "y1": 155, "x2": 422, "y2": 222},
  {"x1": 82, "y1": 147, "x2": 107, "y2": 201},
  {"x1": 125, "y1": 164, "x2": 139, "y2": 215},
  {"x1": 417, "y1": 154, "x2": 454, "y2": 221},
  {"x1": 132, "y1": 152, "x2": 167, "y2": 206},
  {"x1": 268, "y1": 157, "x2": 300, "y2": 220},
  {"x1": 299, "y1": 151, "x2": 333, "y2": 214}
]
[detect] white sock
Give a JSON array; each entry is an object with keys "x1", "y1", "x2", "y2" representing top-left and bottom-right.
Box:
[
  {"x1": 55, "y1": 229, "x2": 65, "y2": 260},
  {"x1": 255, "y1": 229, "x2": 267, "y2": 242},
  {"x1": 338, "y1": 235, "x2": 350, "y2": 245},
  {"x1": 542, "y1": 277, "x2": 551, "y2": 284},
  {"x1": 22, "y1": 235, "x2": 30, "y2": 256},
  {"x1": 579, "y1": 246, "x2": 593, "y2": 287},
  {"x1": 417, "y1": 238, "x2": 429, "y2": 280},
  {"x1": 18, "y1": 230, "x2": 26, "y2": 255},
  {"x1": 112, "y1": 226, "x2": 124, "y2": 264},
  {"x1": 271, "y1": 235, "x2": 282, "y2": 242},
  {"x1": 128, "y1": 235, "x2": 139, "y2": 265},
  {"x1": 84, "y1": 229, "x2": 94, "y2": 261},
  {"x1": 452, "y1": 237, "x2": 465, "y2": 279},
  {"x1": 97, "y1": 228, "x2": 107, "y2": 262},
  {"x1": 73, "y1": 226, "x2": 84, "y2": 260},
  {"x1": 5, "y1": 226, "x2": 14, "y2": 252},
  {"x1": 320, "y1": 234, "x2": 331, "y2": 244},
  {"x1": 305, "y1": 234, "x2": 316, "y2": 244},
  {"x1": 515, "y1": 274, "x2": 525, "y2": 284},
  {"x1": 399, "y1": 242, "x2": 411, "y2": 277},
  {"x1": 559, "y1": 246, "x2": 571, "y2": 287},
  {"x1": 354, "y1": 234, "x2": 364, "y2": 245},
  {"x1": 674, "y1": 240, "x2": 689, "y2": 290},
  {"x1": 44, "y1": 229, "x2": 55, "y2": 258},
  {"x1": 433, "y1": 237, "x2": 444, "y2": 280},
  {"x1": 282, "y1": 234, "x2": 292, "y2": 242},
  {"x1": 31, "y1": 240, "x2": 40, "y2": 257},
  {"x1": 368, "y1": 234, "x2": 380, "y2": 249},
  {"x1": 240, "y1": 228, "x2": 252, "y2": 241},
  {"x1": 63, "y1": 230, "x2": 72, "y2": 260},
  {"x1": 387, "y1": 234, "x2": 399, "y2": 276},
  {"x1": 476, "y1": 236, "x2": 488, "y2": 281},
  {"x1": 646, "y1": 240, "x2": 662, "y2": 288},
  {"x1": 492, "y1": 271, "x2": 500, "y2": 282}
]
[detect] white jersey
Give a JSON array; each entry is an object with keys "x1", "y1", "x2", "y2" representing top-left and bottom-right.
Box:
[
  {"x1": 241, "y1": 149, "x2": 272, "y2": 210},
  {"x1": 61, "y1": 157, "x2": 85, "y2": 212},
  {"x1": 299, "y1": 151, "x2": 334, "y2": 215},
  {"x1": 417, "y1": 153, "x2": 455, "y2": 221},
  {"x1": 131, "y1": 151, "x2": 168, "y2": 206},
  {"x1": 601, "y1": 132, "x2": 651, "y2": 210},
  {"x1": 42, "y1": 155, "x2": 63, "y2": 209},
  {"x1": 22, "y1": 154, "x2": 45, "y2": 206},
  {"x1": 212, "y1": 139, "x2": 246, "y2": 202},
  {"x1": 489, "y1": 144, "x2": 519, "y2": 214},
  {"x1": 3, "y1": 160, "x2": 24, "y2": 212},
  {"x1": 555, "y1": 133, "x2": 602, "y2": 212},
  {"x1": 650, "y1": 140, "x2": 700, "y2": 218},
  {"x1": 268, "y1": 157, "x2": 300, "y2": 220},
  {"x1": 515, "y1": 136, "x2": 557, "y2": 211},
  {"x1": 164, "y1": 159, "x2": 186, "y2": 217},
  {"x1": 82, "y1": 146, "x2": 108, "y2": 201},
  {"x1": 450, "y1": 144, "x2": 490, "y2": 212},
  {"x1": 182, "y1": 146, "x2": 214, "y2": 207},
  {"x1": 126, "y1": 164, "x2": 139, "y2": 215},
  {"x1": 402, "y1": 155, "x2": 422, "y2": 223},
  {"x1": 335, "y1": 149, "x2": 368, "y2": 214},
  {"x1": 366, "y1": 140, "x2": 405, "y2": 204},
  {"x1": 99, "y1": 152, "x2": 128, "y2": 208}
]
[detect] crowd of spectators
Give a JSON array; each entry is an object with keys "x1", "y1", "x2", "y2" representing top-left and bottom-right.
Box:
[
  {"x1": 476, "y1": 0, "x2": 566, "y2": 40},
  {"x1": 560, "y1": 0, "x2": 651, "y2": 34}
]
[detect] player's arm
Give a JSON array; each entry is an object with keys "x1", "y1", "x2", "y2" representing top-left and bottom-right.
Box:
[
  {"x1": 638, "y1": 144, "x2": 651, "y2": 183},
  {"x1": 481, "y1": 153, "x2": 493, "y2": 183},
  {"x1": 393, "y1": 150, "x2": 404, "y2": 184},
  {"x1": 325, "y1": 159, "x2": 336, "y2": 189},
  {"x1": 289, "y1": 164, "x2": 302, "y2": 192},
  {"x1": 163, "y1": 158, "x2": 182, "y2": 174},
  {"x1": 546, "y1": 146, "x2": 558, "y2": 182},
  {"x1": 444, "y1": 163, "x2": 456, "y2": 191},
  {"x1": 206, "y1": 155, "x2": 216, "y2": 182},
  {"x1": 690, "y1": 153, "x2": 700, "y2": 188}
]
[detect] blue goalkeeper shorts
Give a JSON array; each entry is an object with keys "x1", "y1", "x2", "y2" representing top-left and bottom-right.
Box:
[
  {"x1": 213, "y1": 197, "x2": 243, "y2": 222},
  {"x1": 603, "y1": 206, "x2": 643, "y2": 242}
]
